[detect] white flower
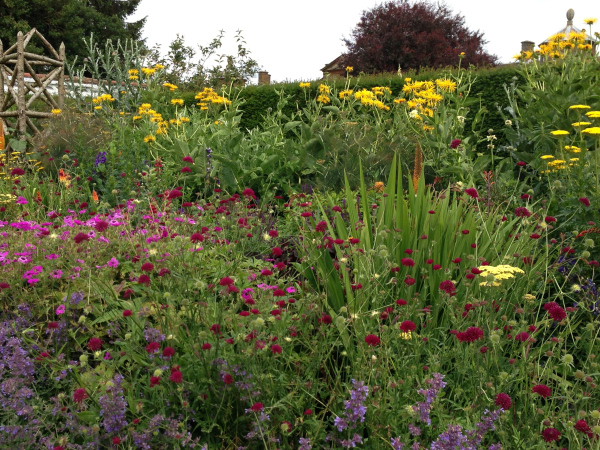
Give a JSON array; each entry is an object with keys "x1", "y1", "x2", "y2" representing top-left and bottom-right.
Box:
[{"x1": 457, "y1": 116, "x2": 466, "y2": 123}]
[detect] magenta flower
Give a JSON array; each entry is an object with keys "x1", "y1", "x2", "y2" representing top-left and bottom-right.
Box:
[
  {"x1": 16, "y1": 196, "x2": 28, "y2": 205},
  {"x1": 56, "y1": 304, "x2": 66, "y2": 315}
]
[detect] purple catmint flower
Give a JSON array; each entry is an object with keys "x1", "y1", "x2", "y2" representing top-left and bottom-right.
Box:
[
  {"x1": 391, "y1": 437, "x2": 405, "y2": 449},
  {"x1": 144, "y1": 327, "x2": 165, "y2": 342},
  {"x1": 409, "y1": 423, "x2": 422, "y2": 436},
  {"x1": 98, "y1": 374, "x2": 128, "y2": 433},
  {"x1": 299, "y1": 437, "x2": 312, "y2": 450},
  {"x1": 333, "y1": 379, "x2": 369, "y2": 432},
  {"x1": 413, "y1": 373, "x2": 446, "y2": 425},
  {"x1": 430, "y1": 424, "x2": 468, "y2": 450}
]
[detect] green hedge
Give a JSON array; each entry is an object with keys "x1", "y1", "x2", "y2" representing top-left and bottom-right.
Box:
[{"x1": 180, "y1": 65, "x2": 524, "y2": 137}]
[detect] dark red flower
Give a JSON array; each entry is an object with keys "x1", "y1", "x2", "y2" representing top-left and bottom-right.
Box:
[
  {"x1": 250, "y1": 402, "x2": 264, "y2": 412},
  {"x1": 574, "y1": 419, "x2": 591, "y2": 434},
  {"x1": 73, "y1": 388, "x2": 88, "y2": 403},
  {"x1": 94, "y1": 220, "x2": 109, "y2": 232},
  {"x1": 315, "y1": 221, "x2": 327, "y2": 232},
  {"x1": 548, "y1": 306, "x2": 566, "y2": 322},
  {"x1": 270, "y1": 344, "x2": 282, "y2": 354},
  {"x1": 0, "y1": 282, "x2": 10, "y2": 290},
  {"x1": 162, "y1": 347, "x2": 175, "y2": 358},
  {"x1": 182, "y1": 156, "x2": 193, "y2": 163},
  {"x1": 541, "y1": 427, "x2": 560, "y2": 442},
  {"x1": 479, "y1": 346, "x2": 489, "y2": 354},
  {"x1": 223, "y1": 373, "x2": 233, "y2": 384},
  {"x1": 545, "y1": 216, "x2": 556, "y2": 223},
  {"x1": 190, "y1": 232, "x2": 204, "y2": 243},
  {"x1": 146, "y1": 342, "x2": 160, "y2": 353},
  {"x1": 88, "y1": 338, "x2": 102, "y2": 351},
  {"x1": 74, "y1": 232, "x2": 90, "y2": 244},
  {"x1": 531, "y1": 384, "x2": 551, "y2": 398},
  {"x1": 464, "y1": 188, "x2": 478, "y2": 198},
  {"x1": 450, "y1": 139, "x2": 462, "y2": 149},
  {"x1": 401, "y1": 258, "x2": 415, "y2": 267},
  {"x1": 170, "y1": 370, "x2": 183, "y2": 383},
  {"x1": 150, "y1": 376, "x2": 161, "y2": 387},
  {"x1": 515, "y1": 207, "x2": 531, "y2": 217},
  {"x1": 520, "y1": 194, "x2": 531, "y2": 200},
  {"x1": 439, "y1": 280, "x2": 456, "y2": 295},
  {"x1": 400, "y1": 320, "x2": 416, "y2": 332},
  {"x1": 318, "y1": 314, "x2": 332, "y2": 324},
  {"x1": 167, "y1": 189, "x2": 183, "y2": 199},
  {"x1": 158, "y1": 268, "x2": 170, "y2": 277},
  {"x1": 515, "y1": 332, "x2": 530, "y2": 342},
  {"x1": 219, "y1": 277, "x2": 234, "y2": 286},
  {"x1": 138, "y1": 274, "x2": 151, "y2": 286},
  {"x1": 349, "y1": 238, "x2": 360, "y2": 244},
  {"x1": 364, "y1": 334, "x2": 380, "y2": 346},
  {"x1": 300, "y1": 212, "x2": 313, "y2": 217},
  {"x1": 48, "y1": 321, "x2": 59, "y2": 329},
  {"x1": 10, "y1": 168, "x2": 25, "y2": 176},
  {"x1": 433, "y1": 264, "x2": 442, "y2": 270},
  {"x1": 579, "y1": 197, "x2": 591, "y2": 207},
  {"x1": 404, "y1": 277, "x2": 415, "y2": 286},
  {"x1": 181, "y1": 166, "x2": 192, "y2": 173},
  {"x1": 396, "y1": 298, "x2": 407, "y2": 306},
  {"x1": 494, "y1": 392, "x2": 512, "y2": 410},
  {"x1": 141, "y1": 262, "x2": 154, "y2": 272},
  {"x1": 456, "y1": 327, "x2": 484, "y2": 343},
  {"x1": 202, "y1": 343, "x2": 212, "y2": 350},
  {"x1": 304, "y1": 409, "x2": 313, "y2": 415},
  {"x1": 122, "y1": 310, "x2": 132, "y2": 317},
  {"x1": 272, "y1": 247, "x2": 283, "y2": 257},
  {"x1": 516, "y1": 161, "x2": 526, "y2": 167}
]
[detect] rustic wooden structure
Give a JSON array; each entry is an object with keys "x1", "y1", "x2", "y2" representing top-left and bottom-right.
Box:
[{"x1": 0, "y1": 29, "x2": 65, "y2": 142}]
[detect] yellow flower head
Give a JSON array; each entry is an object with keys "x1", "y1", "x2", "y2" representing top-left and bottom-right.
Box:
[
  {"x1": 51, "y1": 109, "x2": 62, "y2": 114},
  {"x1": 570, "y1": 105, "x2": 591, "y2": 110},
  {"x1": 170, "y1": 99, "x2": 184, "y2": 106},
  {"x1": 435, "y1": 78, "x2": 457, "y2": 92},
  {"x1": 143, "y1": 135, "x2": 156, "y2": 143},
  {"x1": 540, "y1": 155, "x2": 555, "y2": 159},
  {"x1": 339, "y1": 89, "x2": 354, "y2": 99},
  {"x1": 318, "y1": 84, "x2": 330, "y2": 94},
  {"x1": 572, "y1": 122, "x2": 592, "y2": 127},
  {"x1": 346, "y1": 66, "x2": 353, "y2": 72},
  {"x1": 585, "y1": 111, "x2": 600, "y2": 118},
  {"x1": 564, "y1": 145, "x2": 581, "y2": 153},
  {"x1": 299, "y1": 82, "x2": 311, "y2": 88},
  {"x1": 582, "y1": 127, "x2": 600, "y2": 136},
  {"x1": 128, "y1": 69, "x2": 139, "y2": 75},
  {"x1": 550, "y1": 130, "x2": 569, "y2": 136},
  {"x1": 316, "y1": 94, "x2": 331, "y2": 104},
  {"x1": 584, "y1": 18, "x2": 598, "y2": 25}
]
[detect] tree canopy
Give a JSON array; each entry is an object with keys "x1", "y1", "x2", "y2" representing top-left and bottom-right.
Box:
[
  {"x1": 0, "y1": 0, "x2": 145, "y2": 59},
  {"x1": 343, "y1": 0, "x2": 497, "y2": 73}
]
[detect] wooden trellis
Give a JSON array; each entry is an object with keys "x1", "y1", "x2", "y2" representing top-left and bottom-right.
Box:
[{"x1": 0, "y1": 28, "x2": 65, "y2": 142}]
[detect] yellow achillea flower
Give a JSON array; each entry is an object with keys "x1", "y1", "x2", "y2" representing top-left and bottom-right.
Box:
[
  {"x1": 572, "y1": 122, "x2": 591, "y2": 127},
  {"x1": 164, "y1": 82, "x2": 178, "y2": 91},
  {"x1": 94, "y1": 106, "x2": 102, "y2": 110},
  {"x1": 540, "y1": 155, "x2": 555, "y2": 159},
  {"x1": 584, "y1": 18, "x2": 598, "y2": 25},
  {"x1": 346, "y1": 66, "x2": 353, "y2": 72},
  {"x1": 318, "y1": 84, "x2": 330, "y2": 94},
  {"x1": 299, "y1": 82, "x2": 310, "y2": 88},
  {"x1": 132, "y1": 115, "x2": 142, "y2": 121},
  {"x1": 564, "y1": 146, "x2": 581, "y2": 153},
  {"x1": 170, "y1": 99, "x2": 184, "y2": 106},
  {"x1": 478, "y1": 264, "x2": 524, "y2": 287},
  {"x1": 569, "y1": 105, "x2": 591, "y2": 110},
  {"x1": 582, "y1": 127, "x2": 600, "y2": 136},
  {"x1": 399, "y1": 331, "x2": 412, "y2": 340},
  {"x1": 51, "y1": 109, "x2": 61, "y2": 114},
  {"x1": 550, "y1": 130, "x2": 569, "y2": 136},
  {"x1": 144, "y1": 135, "x2": 156, "y2": 143},
  {"x1": 316, "y1": 94, "x2": 330, "y2": 104},
  {"x1": 582, "y1": 109, "x2": 599, "y2": 117}
]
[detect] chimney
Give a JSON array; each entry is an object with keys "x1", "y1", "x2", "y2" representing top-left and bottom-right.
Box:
[
  {"x1": 258, "y1": 71, "x2": 271, "y2": 85},
  {"x1": 521, "y1": 41, "x2": 535, "y2": 53}
]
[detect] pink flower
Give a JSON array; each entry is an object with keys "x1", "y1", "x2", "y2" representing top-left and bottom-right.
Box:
[
  {"x1": 56, "y1": 304, "x2": 66, "y2": 315},
  {"x1": 364, "y1": 334, "x2": 380, "y2": 346},
  {"x1": 464, "y1": 188, "x2": 478, "y2": 198},
  {"x1": 579, "y1": 197, "x2": 591, "y2": 207},
  {"x1": 270, "y1": 344, "x2": 282, "y2": 354}
]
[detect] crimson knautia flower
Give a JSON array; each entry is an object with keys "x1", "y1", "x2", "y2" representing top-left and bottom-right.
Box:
[
  {"x1": 183, "y1": 156, "x2": 193, "y2": 163},
  {"x1": 464, "y1": 188, "x2": 478, "y2": 198},
  {"x1": 439, "y1": 280, "x2": 456, "y2": 296},
  {"x1": 531, "y1": 384, "x2": 551, "y2": 398},
  {"x1": 364, "y1": 334, "x2": 380, "y2": 346},
  {"x1": 579, "y1": 197, "x2": 591, "y2": 207},
  {"x1": 73, "y1": 388, "x2": 88, "y2": 403},
  {"x1": 456, "y1": 327, "x2": 484, "y2": 343},
  {"x1": 94, "y1": 220, "x2": 109, "y2": 232},
  {"x1": 541, "y1": 427, "x2": 560, "y2": 442},
  {"x1": 450, "y1": 139, "x2": 462, "y2": 149},
  {"x1": 141, "y1": 262, "x2": 154, "y2": 272},
  {"x1": 138, "y1": 274, "x2": 151, "y2": 286},
  {"x1": 145, "y1": 342, "x2": 160, "y2": 353},
  {"x1": 494, "y1": 393, "x2": 512, "y2": 410},
  {"x1": 122, "y1": 310, "x2": 132, "y2": 317},
  {"x1": 400, "y1": 321, "x2": 416, "y2": 333},
  {"x1": 150, "y1": 376, "x2": 161, "y2": 387},
  {"x1": 515, "y1": 332, "x2": 530, "y2": 342},
  {"x1": 167, "y1": 189, "x2": 183, "y2": 199},
  {"x1": 170, "y1": 370, "x2": 183, "y2": 383},
  {"x1": 574, "y1": 419, "x2": 593, "y2": 436},
  {"x1": 515, "y1": 207, "x2": 531, "y2": 217},
  {"x1": 270, "y1": 344, "x2": 282, "y2": 354},
  {"x1": 88, "y1": 338, "x2": 102, "y2": 351},
  {"x1": 401, "y1": 258, "x2": 415, "y2": 267},
  {"x1": 74, "y1": 232, "x2": 90, "y2": 243},
  {"x1": 10, "y1": 167, "x2": 25, "y2": 176}
]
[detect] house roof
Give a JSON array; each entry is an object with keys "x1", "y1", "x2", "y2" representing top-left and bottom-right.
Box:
[
  {"x1": 540, "y1": 8, "x2": 588, "y2": 45},
  {"x1": 320, "y1": 55, "x2": 346, "y2": 72}
]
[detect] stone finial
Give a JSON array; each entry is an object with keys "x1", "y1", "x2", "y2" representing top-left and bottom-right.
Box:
[{"x1": 567, "y1": 8, "x2": 574, "y2": 25}]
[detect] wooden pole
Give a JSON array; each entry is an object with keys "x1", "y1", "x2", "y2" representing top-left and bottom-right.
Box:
[
  {"x1": 16, "y1": 31, "x2": 26, "y2": 138},
  {"x1": 58, "y1": 42, "x2": 65, "y2": 109}
]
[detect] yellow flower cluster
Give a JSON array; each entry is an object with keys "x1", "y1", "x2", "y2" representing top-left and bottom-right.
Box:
[
  {"x1": 92, "y1": 94, "x2": 115, "y2": 104},
  {"x1": 372, "y1": 86, "x2": 392, "y2": 96},
  {"x1": 141, "y1": 67, "x2": 156, "y2": 76},
  {"x1": 170, "y1": 98, "x2": 184, "y2": 106},
  {"x1": 299, "y1": 82, "x2": 311, "y2": 89},
  {"x1": 352, "y1": 89, "x2": 389, "y2": 110},
  {"x1": 400, "y1": 79, "x2": 450, "y2": 118},
  {"x1": 550, "y1": 130, "x2": 569, "y2": 136},
  {"x1": 582, "y1": 127, "x2": 600, "y2": 136},
  {"x1": 195, "y1": 87, "x2": 231, "y2": 109},
  {"x1": 537, "y1": 30, "x2": 591, "y2": 58},
  {"x1": 143, "y1": 135, "x2": 156, "y2": 143},
  {"x1": 339, "y1": 89, "x2": 353, "y2": 99},
  {"x1": 318, "y1": 84, "x2": 330, "y2": 94},
  {"x1": 435, "y1": 79, "x2": 457, "y2": 92},
  {"x1": 138, "y1": 103, "x2": 169, "y2": 134},
  {"x1": 164, "y1": 82, "x2": 178, "y2": 91},
  {"x1": 316, "y1": 94, "x2": 331, "y2": 104},
  {"x1": 586, "y1": 111, "x2": 600, "y2": 119},
  {"x1": 51, "y1": 109, "x2": 62, "y2": 114},
  {"x1": 584, "y1": 18, "x2": 598, "y2": 25},
  {"x1": 565, "y1": 145, "x2": 581, "y2": 153},
  {"x1": 478, "y1": 265, "x2": 524, "y2": 287}
]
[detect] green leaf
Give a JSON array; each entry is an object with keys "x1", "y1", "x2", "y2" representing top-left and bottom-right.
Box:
[{"x1": 76, "y1": 411, "x2": 97, "y2": 423}]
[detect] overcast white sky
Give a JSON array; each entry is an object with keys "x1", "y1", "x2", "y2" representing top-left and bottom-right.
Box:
[{"x1": 130, "y1": 0, "x2": 597, "y2": 83}]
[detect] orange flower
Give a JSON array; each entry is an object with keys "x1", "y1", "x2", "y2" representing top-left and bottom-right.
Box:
[
  {"x1": 36, "y1": 191, "x2": 42, "y2": 202},
  {"x1": 92, "y1": 190, "x2": 99, "y2": 202}
]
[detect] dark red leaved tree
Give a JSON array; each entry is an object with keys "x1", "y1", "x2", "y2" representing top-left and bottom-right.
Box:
[{"x1": 343, "y1": 0, "x2": 497, "y2": 73}]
